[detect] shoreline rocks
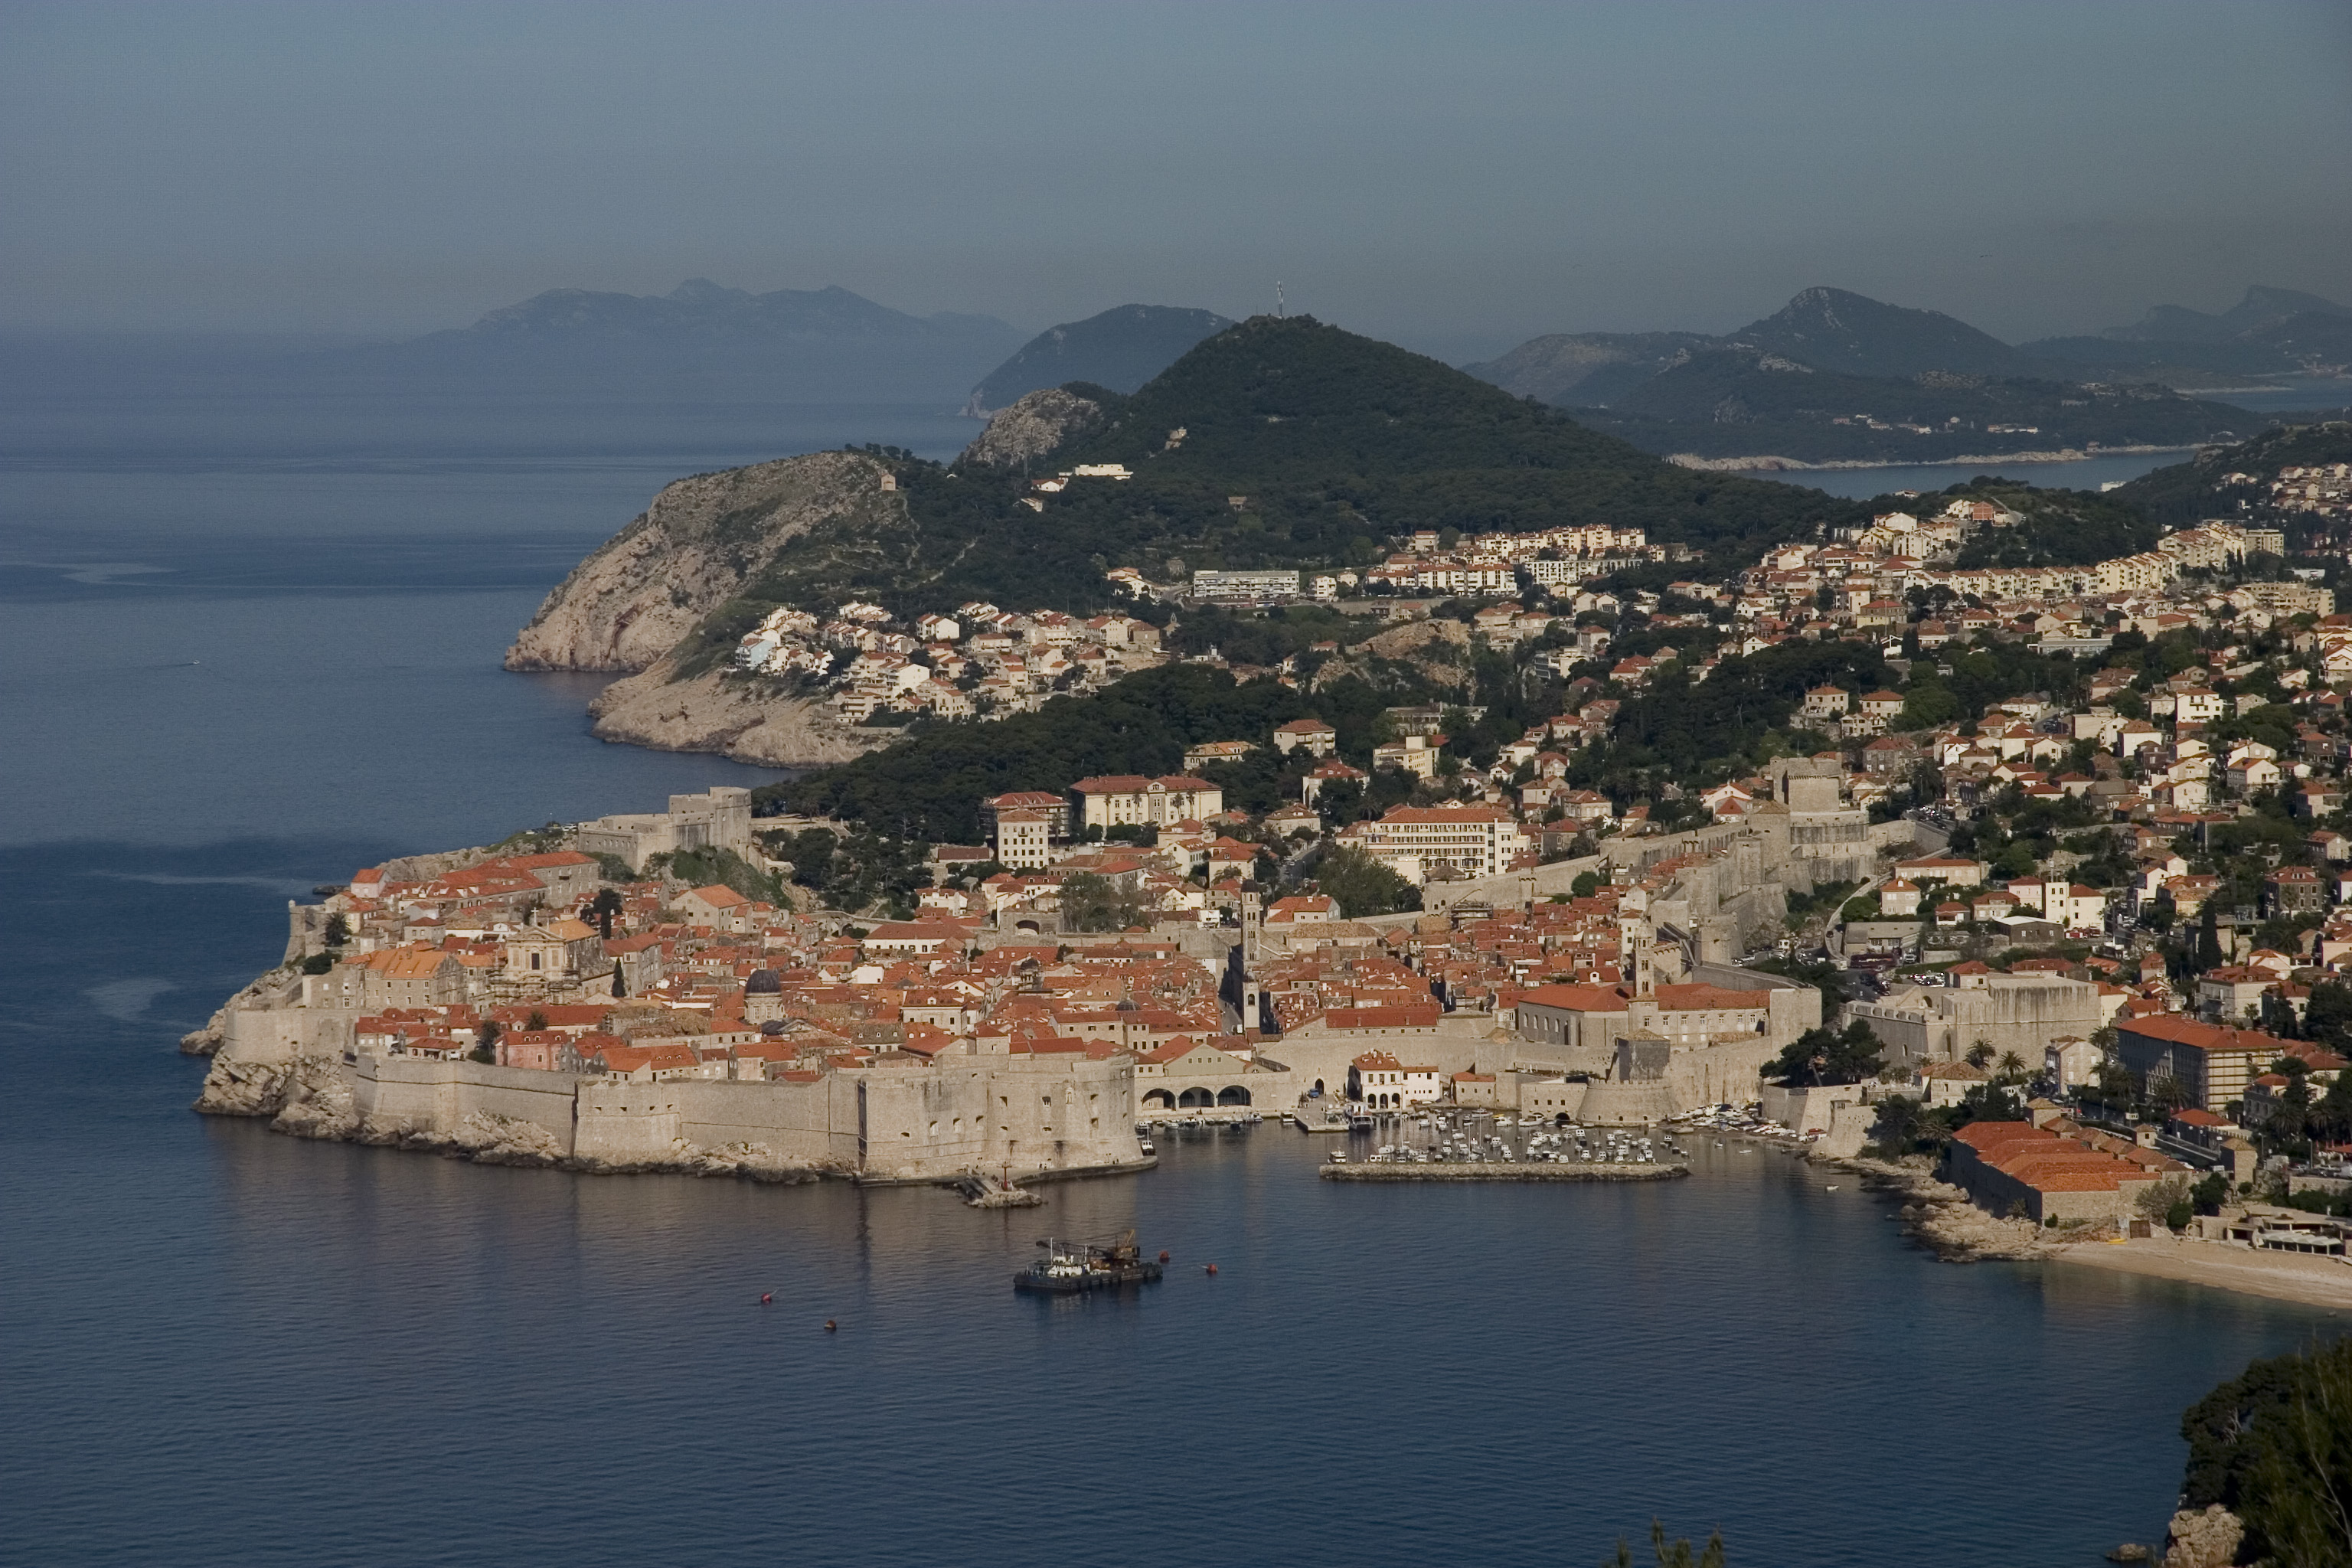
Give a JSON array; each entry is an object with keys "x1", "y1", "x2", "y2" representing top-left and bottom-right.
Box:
[
  {"x1": 2161, "y1": 1504, "x2": 2243, "y2": 1568},
  {"x1": 583, "y1": 653, "x2": 888, "y2": 767},
  {"x1": 1821, "y1": 1151, "x2": 2067, "y2": 1262}
]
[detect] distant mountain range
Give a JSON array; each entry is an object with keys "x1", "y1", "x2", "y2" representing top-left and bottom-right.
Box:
[
  {"x1": 394, "y1": 278, "x2": 1016, "y2": 347},
  {"x1": 316, "y1": 283, "x2": 1256, "y2": 411},
  {"x1": 2020, "y1": 285, "x2": 2352, "y2": 381},
  {"x1": 322, "y1": 279, "x2": 1026, "y2": 403},
  {"x1": 1465, "y1": 284, "x2": 2344, "y2": 464},
  {"x1": 962, "y1": 304, "x2": 1233, "y2": 416},
  {"x1": 1468, "y1": 284, "x2": 2352, "y2": 406}
]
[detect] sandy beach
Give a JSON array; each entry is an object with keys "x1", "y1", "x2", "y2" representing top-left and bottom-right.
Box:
[{"x1": 2054, "y1": 1234, "x2": 2352, "y2": 1313}]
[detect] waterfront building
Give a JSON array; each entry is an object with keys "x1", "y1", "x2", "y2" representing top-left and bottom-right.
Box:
[{"x1": 1346, "y1": 1050, "x2": 1439, "y2": 1109}]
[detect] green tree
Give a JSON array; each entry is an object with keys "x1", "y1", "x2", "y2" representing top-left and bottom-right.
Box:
[
  {"x1": 322, "y1": 913, "x2": 350, "y2": 949},
  {"x1": 1870, "y1": 1093, "x2": 1929, "y2": 1155},
  {"x1": 1314, "y1": 846, "x2": 1422, "y2": 919},
  {"x1": 1769, "y1": 1021, "x2": 1884, "y2": 1087},
  {"x1": 471, "y1": 1020, "x2": 501, "y2": 1065},
  {"x1": 1058, "y1": 872, "x2": 1148, "y2": 933},
  {"x1": 2197, "y1": 903, "x2": 2224, "y2": 972},
  {"x1": 586, "y1": 887, "x2": 623, "y2": 939},
  {"x1": 2180, "y1": 1337, "x2": 2352, "y2": 1566}
]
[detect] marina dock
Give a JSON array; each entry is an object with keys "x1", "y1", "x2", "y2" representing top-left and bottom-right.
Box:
[{"x1": 1321, "y1": 1161, "x2": 1688, "y2": 1182}]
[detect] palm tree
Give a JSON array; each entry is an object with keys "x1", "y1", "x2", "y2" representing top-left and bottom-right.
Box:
[
  {"x1": 1964, "y1": 1040, "x2": 1996, "y2": 1070},
  {"x1": 1997, "y1": 1049, "x2": 2028, "y2": 1083},
  {"x1": 1605, "y1": 1523, "x2": 1726, "y2": 1568}
]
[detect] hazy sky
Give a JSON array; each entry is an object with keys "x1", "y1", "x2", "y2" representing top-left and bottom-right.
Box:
[{"x1": 4, "y1": 0, "x2": 2349, "y2": 358}]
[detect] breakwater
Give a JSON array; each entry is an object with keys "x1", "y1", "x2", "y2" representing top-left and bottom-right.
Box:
[{"x1": 1321, "y1": 1161, "x2": 1688, "y2": 1182}]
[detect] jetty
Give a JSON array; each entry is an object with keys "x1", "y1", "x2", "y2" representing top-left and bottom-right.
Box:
[{"x1": 1321, "y1": 1161, "x2": 1687, "y2": 1182}]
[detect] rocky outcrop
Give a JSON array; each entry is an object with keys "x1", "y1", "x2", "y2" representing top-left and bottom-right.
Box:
[
  {"x1": 505, "y1": 450, "x2": 893, "y2": 672},
  {"x1": 574, "y1": 1139, "x2": 837, "y2": 1182},
  {"x1": 193, "y1": 1054, "x2": 302, "y2": 1116},
  {"x1": 584, "y1": 653, "x2": 891, "y2": 767},
  {"x1": 1830, "y1": 1152, "x2": 2071, "y2": 1262},
  {"x1": 1310, "y1": 616, "x2": 1473, "y2": 694},
  {"x1": 2161, "y1": 1505, "x2": 2243, "y2": 1568},
  {"x1": 956, "y1": 387, "x2": 1103, "y2": 469},
  {"x1": 270, "y1": 1057, "x2": 360, "y2": 1139}
]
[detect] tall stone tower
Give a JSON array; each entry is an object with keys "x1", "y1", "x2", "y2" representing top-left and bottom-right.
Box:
[{"x1": 1617, "y1": 886, "x2": 1654, "y2": 998}]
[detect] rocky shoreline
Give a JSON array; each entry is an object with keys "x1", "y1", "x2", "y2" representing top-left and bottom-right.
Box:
[
  {"x1": 583, "y1": 652, "x2": 887, "y2": 767},
  {"x1": 1818, "y1": 1149, "x2": 2070, "y2": 1263}
]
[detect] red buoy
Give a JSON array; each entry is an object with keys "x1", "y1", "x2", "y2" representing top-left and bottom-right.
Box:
[
  {"x1": 1158, "y1": 1250, "x2": 1170, "y2": 1264},
  {"x1": 760, "y1": 1292, "x2": 773, "y2": 1305},
  {"x1": 824, "y1": 1319, "x2": 838, "y2": 1332},
  {"x1": 1204, "y1": 1263, "x2": 1218, "y2": 1276}
]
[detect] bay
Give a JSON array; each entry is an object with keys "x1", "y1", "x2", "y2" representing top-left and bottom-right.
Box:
[{"x1": 2, "y1": 385, "x2": 2344, "y2": 1566}]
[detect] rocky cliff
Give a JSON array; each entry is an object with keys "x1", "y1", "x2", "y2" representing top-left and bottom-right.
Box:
[
  {"x1": 956, "y1": 387, "x2": 1105, "y2": 468},
  {"x1": 585, "y1": 648, "x2": 887, "y2": 766},
  {"x1": 505, "y1": 449, "x2": 892, "y2": 672}
]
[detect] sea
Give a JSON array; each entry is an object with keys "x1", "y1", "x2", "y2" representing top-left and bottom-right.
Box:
[{"x1": 5, "y1": 364, "x2": 2350, "y2": 1568}]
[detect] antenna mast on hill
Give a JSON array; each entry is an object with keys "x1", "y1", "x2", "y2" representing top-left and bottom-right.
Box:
[{"x1": 1276, "y1": 282, "x2": 1285, "y2": 318}]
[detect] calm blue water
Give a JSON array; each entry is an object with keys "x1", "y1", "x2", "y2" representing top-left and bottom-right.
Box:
[{"x1": 3, "y1": 391, "x2": 2346, "y2": 1566}]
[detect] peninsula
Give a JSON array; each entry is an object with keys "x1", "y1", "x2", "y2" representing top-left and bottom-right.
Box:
[{"x1": 204, "y1": 318, "x2": 2352, "y2": 1316}]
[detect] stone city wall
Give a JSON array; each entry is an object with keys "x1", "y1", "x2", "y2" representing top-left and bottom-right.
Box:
[
  {"x1": 356, "y1": 1054, "x2": 583, "y2": 1152},
  {"x1": 223, "y1": 1002, "x2": 353, "y2": 1064}
]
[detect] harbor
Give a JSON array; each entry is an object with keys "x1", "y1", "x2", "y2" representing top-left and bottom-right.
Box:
[
  {"x1": 1322, "y1": 1161, "x2": 1686, "y2": 1182},
  {"x1": 1318, "y1": 1106, "x2": 1694, "y2": 1180}
]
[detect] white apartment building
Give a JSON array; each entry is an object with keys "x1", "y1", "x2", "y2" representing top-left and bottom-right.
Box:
[
  {"x1": 1347, "y1": 802, "x2": 1529, "y2": 883},
  {"x1": 993, "y1": 808, "x2": 1053, "y2": 870}
]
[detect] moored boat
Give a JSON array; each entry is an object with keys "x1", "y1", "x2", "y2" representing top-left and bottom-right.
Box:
[{"x1": 1012, "y1": 1230, "x2": 1165, "y2": 1294}]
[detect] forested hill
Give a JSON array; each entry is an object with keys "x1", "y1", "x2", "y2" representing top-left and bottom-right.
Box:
[
  {"x1": 965, "y1": 303, "x2": 1233, "y2": 415},
  {"x1": 731, "y1": 315, "x2": 1870, "y2": 619},
  {"x1": 2111, "y1": 420, "x2": 2352, "y2": 528}
]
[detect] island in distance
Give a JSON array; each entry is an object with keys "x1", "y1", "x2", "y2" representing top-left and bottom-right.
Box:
[{"x1": 312, "y1": 276, "x2": 1027, "y2": 403}]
